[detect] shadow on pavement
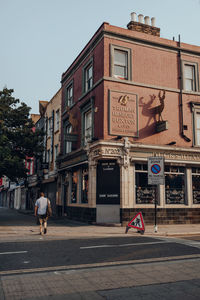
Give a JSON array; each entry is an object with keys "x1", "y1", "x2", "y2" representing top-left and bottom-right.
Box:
[{"x1": 0, "y1": 207, "x2": 90, "y2": 228}]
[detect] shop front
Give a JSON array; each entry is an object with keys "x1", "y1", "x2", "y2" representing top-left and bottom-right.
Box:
[{"x1": 59, "y1": 139, "x2": 200, "y2": 225}]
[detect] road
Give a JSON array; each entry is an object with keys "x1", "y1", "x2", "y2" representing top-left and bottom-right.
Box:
[{"x1": 1, "y1": 208, "x2": 200, "y2": 299}]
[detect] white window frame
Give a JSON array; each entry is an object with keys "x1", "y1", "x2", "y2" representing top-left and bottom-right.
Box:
[
  {"x1": 83, "y1": 58, "x2": 93, "y2": 94},
  {"x1": 110, "y1": 45, "x2": 132, "y2": 81},
  {"x1": 84, "y1": 110, "x2": 92, "y2": 144},
  {"x1": 192, "y1": 104, "x2": 200, "y2": 146},
  {"x1": 182, "y1": 61, "x2": 199, "y2": 92},
  {"x1": 65, "y1": 124, "x2": 72, "y2": 154}
]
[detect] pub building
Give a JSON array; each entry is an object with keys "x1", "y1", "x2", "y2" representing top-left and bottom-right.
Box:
[{"x1": 57, "y1": 13, "x2": 200, "y2": 225}]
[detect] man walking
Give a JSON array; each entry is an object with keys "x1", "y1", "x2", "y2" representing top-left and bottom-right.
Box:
[{"x1": 35, "y1": 192, "x2": 51, "y2": 235}]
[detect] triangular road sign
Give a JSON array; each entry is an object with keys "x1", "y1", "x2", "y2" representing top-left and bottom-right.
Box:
[{"x1": 127, "y1": 212, "x2": 145, "y2": 231}]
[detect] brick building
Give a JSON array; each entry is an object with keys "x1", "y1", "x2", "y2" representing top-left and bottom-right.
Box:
[{"x1": 57, "y1": 13, "x2": 200, "y2": 225}]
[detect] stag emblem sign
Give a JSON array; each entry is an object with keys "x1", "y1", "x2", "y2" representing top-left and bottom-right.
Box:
[{"x1": 140, "y1": 90, "x2": 166, "y2": 126}]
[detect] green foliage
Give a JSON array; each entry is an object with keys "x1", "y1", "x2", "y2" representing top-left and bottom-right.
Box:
[{"x1": 0, "y1": 88, "x2": 43, "y2": 181}]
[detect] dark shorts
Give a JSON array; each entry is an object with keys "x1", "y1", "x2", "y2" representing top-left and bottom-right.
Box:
[{"x1": 38, "y1": 214, "x2": 47, "y2": 220}]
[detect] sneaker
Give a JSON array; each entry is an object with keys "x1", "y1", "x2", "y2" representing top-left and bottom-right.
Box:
[{"x1": 44, "y1": 228, "x2": 47, "y2": 234}]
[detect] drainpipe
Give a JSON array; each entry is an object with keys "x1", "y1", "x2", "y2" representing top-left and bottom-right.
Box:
[{"x1": 178, "y1": 34, "x2": 191, "y2": 142}]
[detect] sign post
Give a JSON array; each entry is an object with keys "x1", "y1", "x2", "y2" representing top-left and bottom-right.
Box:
[{"x1": 148, "y1": 157, "x2": 164, "y2": 233}]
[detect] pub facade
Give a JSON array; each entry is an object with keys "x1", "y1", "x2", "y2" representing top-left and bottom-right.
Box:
[{"x1": 57, "y1": 13, "x2": 200, "y2": 225}]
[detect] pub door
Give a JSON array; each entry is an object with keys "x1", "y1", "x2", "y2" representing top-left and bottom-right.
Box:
[{"x1": 96, "y1": 160, "x2": 120, "y2": 223}]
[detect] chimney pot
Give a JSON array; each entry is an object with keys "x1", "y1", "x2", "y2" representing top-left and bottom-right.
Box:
[
  {"x1": 138, "y1": 14, "x2": 144, "y2": 23},
  {"x1": 151, "y1": 17, "x2": 156, "y2": 27},
  {"x1": 131, "y1": 12, "x2": 137, "y2": 22},
  {"x1": 144, "y1": 16, "x2": 150, "y2": 25}
]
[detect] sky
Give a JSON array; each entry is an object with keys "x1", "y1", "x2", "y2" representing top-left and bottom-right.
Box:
[{"x1": 1, "y1": 0, "x2": 200, "y2": 114}]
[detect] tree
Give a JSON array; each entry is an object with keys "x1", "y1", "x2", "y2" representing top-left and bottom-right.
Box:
[{"x1": 0, "y1": 88, "x2": 43, "y2": 182}]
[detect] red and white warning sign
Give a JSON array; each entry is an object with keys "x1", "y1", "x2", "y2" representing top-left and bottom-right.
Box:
[{"x1": 127, "y1": 212, "x2": 145, "y2": 232}]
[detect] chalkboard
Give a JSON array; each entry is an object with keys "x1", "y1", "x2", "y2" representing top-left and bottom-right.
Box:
[{"x1": 96, "y1": 160, "x2": 120, "y2": 205}]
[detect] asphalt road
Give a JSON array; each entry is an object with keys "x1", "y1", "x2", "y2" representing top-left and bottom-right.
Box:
[{"x1": 1, "y1": 236, "x2": 200, "y2": 273}]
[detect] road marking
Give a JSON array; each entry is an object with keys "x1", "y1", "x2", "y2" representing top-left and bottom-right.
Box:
[
  {"x1": 80, "y1": 241, "x2": 170, "y2": 249},
  {"x1": 0, "y1": 251, "x2": 28, "y2": 255}
]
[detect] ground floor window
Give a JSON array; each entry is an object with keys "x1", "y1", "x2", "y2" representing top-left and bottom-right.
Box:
[
  {"x1": 71, "y1": 171, "x2": 78, "y2": 203},
  {"x1": 68, "y1": 166, "x2": 89, "y2": 204},
  {"x1": 192, "y1": 167, "x2": 200, "y2": 204},
  {"x1": 135, "y1": 164, "x2": 156, "y2": 204},
  {"x1": 81, "y1": 167, "x2": 88, "y2": 203},
  {"x1": 165, "y1": 166, "x2": 185, "y2": 204}
]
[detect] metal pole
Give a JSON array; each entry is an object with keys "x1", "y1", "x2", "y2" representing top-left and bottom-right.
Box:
[{"x1": 154, "y1": 185, "x2": 158, "y2": 233}]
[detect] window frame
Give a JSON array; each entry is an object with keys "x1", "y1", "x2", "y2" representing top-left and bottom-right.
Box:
[
  {"x1": 65, "y1": 80, "x2": 74, "y2": 108},
  {"x1": 82, "y1": 57, "x2": 93, "y2": 94},
  {"x1": 80, "y1": 97, "x2": 94, "y2": 146},
  {"x1": 182, "y1": 61, "x2": 199, "y2": 92},
  {"x1": 55, "y1": 109, "x2": 60, "y2": 132},
  {"x1": 110, "y1": 44, "x2": 132, "y2": 81},
  {"x1": 64, "y1": 122, "x2": 73, "y2": 154},
  {"x1": 192, "y1": 103, "x2": 200, "y2": 146}
]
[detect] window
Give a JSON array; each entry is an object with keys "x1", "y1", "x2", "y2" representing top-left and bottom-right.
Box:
[
  {"x1": 110, "y1": 45, "x2": 131, "y2": 80},
  {"x1": 80, "y1": 97, "x2": 94, "y2": 146},
  {"x1": 65, "y1": 82, "x2": 73, "y2": 107},
  {"x1": 64, "y1": 124, "x2": 72, "y2": 154},
  {"x1": 48, "y1": 118, "x2": 52, "y2": 137},
  {"x1": 182, "y1": 61, "x2": 198, "y2": 92},
  {"x1": 71, "y1": 171, "x2": 78, "y2": 203},
  {"x1": 85, "y1": 64, "x2": 93, "y2": 92},
  {"x1": 83, "y1": 58, "x2": 93, "y2": 93},
  {"x1": 114, "y1": 49, "x2": 128, "y2": 79},
  {"x1": 55, "y1": 110, "x2": 60, "y2": 131},
  {"x1": 81, "y1": 167, "x2": 88, "y2": 203},
  {"x1": 84, "y1": 110, "x2": 92, "y2": 144},
  {"x1": 165, "y1": 166, "x2": 185, "y2": 204},
  {"x1": 192, "y1": 167, "x2": 200, "y2": 204},
  {"x1": 192, "y1": 104, "x2": 200, "y2": 146},
  {"x1": 135, "y1": 164, "x2": 156, "y2": 204}
]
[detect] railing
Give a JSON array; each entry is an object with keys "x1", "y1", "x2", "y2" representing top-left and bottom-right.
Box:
[
  {"x1": 165, "y1": 188, "x2": 185, "y2": 204},
  {"x1": 136, "y1": 187, "x2": 156, "y2": 204}
]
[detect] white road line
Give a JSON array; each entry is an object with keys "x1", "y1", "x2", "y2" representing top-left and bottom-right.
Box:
[
  {"x1": 80, "y1": 241, "x2": 169, "y2": 249},
  {"x1": 0, "y1": 251, "x2": 28, "y2": 255}
]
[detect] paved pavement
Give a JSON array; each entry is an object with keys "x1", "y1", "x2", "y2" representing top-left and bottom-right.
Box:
[
  {"x1": 0, "y1": 207, "x2": 200, "y2": 242},
  {"x1": 1, "y1": 207, "x2": 200, "y2": 299}
]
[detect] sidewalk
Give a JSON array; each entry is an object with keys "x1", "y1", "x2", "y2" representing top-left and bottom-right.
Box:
[{"x1": 0, "y1": 207, "x2": 200, "y2": 242}]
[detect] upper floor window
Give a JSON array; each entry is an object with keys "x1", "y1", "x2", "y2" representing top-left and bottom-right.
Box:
[
  {"x1": 80, "y1": 97, "x2": 94, "y2": 146},
  {"x1": 64, "y1": 124, "x2": 72, "y2": 154},
  {"x1": 182, "y1": 61, "x2": 199, "y2": 92},
  {"x1": 114, "y1": 49, "x2": 128, "y2": 79},
  {"x1": 65, "y1": 81, "x2": 73, "y2": 107},
  {"x1": 48, "y1": 117, "x2": 52, "y2": 137},
  {"x1": 83, "y1": 58, "x2": 93, "y2": 93},
  {"x1": 55, "y1": 109, "x2": 60, "y2": 131},
  {"x1": 110, "y1": 45, "x2": 131, "y2": 80},
  {"x1": 192, "y1": 103, "x2": 200, "y2": 146}
]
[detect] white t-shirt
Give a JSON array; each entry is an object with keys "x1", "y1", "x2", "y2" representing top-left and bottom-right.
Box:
[{"x1": 35, "y1": 196, "x2": 50, "y2": 215}]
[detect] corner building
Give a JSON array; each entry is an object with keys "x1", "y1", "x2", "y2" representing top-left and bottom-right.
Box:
[{"x1": 58, "y1": 14, "x2": 200, "y2": 225}]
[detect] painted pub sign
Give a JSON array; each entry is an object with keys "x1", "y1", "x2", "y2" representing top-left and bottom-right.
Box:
[{"x1": 109, "y1": 90, "x2": 138, "y2": 137}]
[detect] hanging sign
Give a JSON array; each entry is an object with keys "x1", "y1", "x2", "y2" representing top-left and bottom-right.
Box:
[
  {"x1": 148, "y1": 157, "x2": 164, "y2": 185},
  {"x1": 125, "y1": 212, "x2": 145, "y2": 234}
]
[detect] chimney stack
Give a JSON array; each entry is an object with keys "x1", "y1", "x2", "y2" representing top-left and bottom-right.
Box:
[{"x1": 127, "y1": 12, "x2": 160, "y2": 36}]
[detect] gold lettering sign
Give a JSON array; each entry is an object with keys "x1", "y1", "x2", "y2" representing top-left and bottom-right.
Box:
[{"x1": 109, "y1": 90, "x2": 138, "y2": 137}]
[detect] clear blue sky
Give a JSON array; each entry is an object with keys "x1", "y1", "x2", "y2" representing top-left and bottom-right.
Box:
[{"x1": 1, "y1": 0, "x2": 200, "y2": 114}]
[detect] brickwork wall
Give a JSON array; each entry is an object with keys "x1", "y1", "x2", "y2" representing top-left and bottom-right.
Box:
[{"x1": 121, "y1": 208, "x2": 200, "y2": 226}]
